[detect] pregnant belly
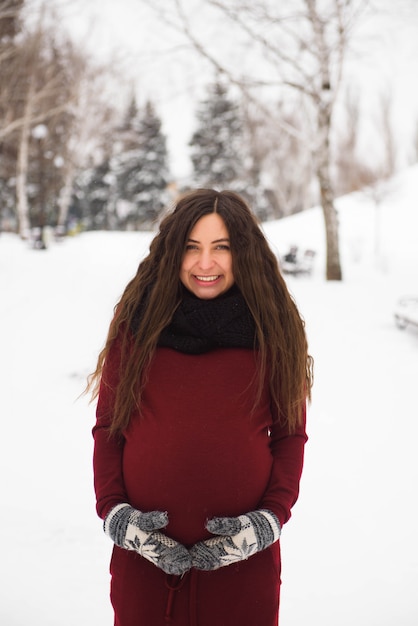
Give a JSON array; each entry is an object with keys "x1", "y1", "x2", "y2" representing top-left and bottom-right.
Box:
[{"x1": 122, "y1": 422, "x2": 273, "y2": 545}]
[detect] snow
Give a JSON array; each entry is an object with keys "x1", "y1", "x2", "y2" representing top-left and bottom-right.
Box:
[{"x1": 1, "y1": 166, "x2": 418, "y2": 625}]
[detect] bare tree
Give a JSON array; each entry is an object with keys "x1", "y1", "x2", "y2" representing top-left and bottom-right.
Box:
[
  {"x1": 336, "y1": 79, "x2": 400, "y2": 199},
  {"x1": 379, "y1": 89, "x2": 397, "y2": 179},
  {"x1": 13, "y1": 22, "x2": 70, "y2": 238},
  {"x1": 0, "y1": 2, "x2": 121, "y2": 239},
  {"x1": 1, "y1": 6, "x2": 79, "y2": 238},
  {"x1": 0, "y1": 0, "x2": 23, "y2": 53},
  {"x1": 54, "y1": 53, "x2": 119, "y2": 232},
  {"x1": 143, "y1": 0, "x2": 374, "y2": 280},
  {"x1": 0, "y1": 0, "x2": 25, "y2": 229},
  {"x1": 334, "y1": 86, "x2": 363, "y2": 195},
  {"x1": 0, "y1": 3, "x2": 70, "y2": 144},
  {"x1": 242, "y1": 97, "x2": 313, "y2": 219}
]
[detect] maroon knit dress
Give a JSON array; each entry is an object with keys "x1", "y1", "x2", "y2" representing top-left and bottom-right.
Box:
[{"x1": 93, "y1": 342, "x2": 307, "y2": 626}]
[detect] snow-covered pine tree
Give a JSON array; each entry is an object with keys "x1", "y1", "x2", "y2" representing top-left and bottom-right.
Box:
[
  {"x1": 189, "y1": 80, "x2": 276, "y2": 220},
  {"x1": 189, "y1": 80, "x2": 245, "y2": 189},
  {"x1": 112, "y1": 97, "x2": 169, "y2": 229},
  {"x1": 79, "y1": 158, "x2": 116, "y2": 230}
]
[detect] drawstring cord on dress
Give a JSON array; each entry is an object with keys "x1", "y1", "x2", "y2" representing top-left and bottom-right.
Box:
[
  {"x1": 164, "y1": 570, "x2": 198, "y2": 626},
  {"x1": 188, "y1": 568, "x2": 198, "y2": 626},
  {"x1": 164, "y1": 573, "x2": 188, "y2": 624}
]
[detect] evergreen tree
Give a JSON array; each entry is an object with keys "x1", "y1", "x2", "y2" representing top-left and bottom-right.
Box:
[
  {"x1": 112, "y1": 97, "x2": 169, "y2": 228},
  {"x1": 75, "y1": 96, "x2": 169, "y2": 231},
  {"x1": 189, "y1": 80, "x2": 244, "y2": 188},
  {"x1": 189, "y1": 80, "x2": 274, "y2": 220},
  {"x1": 79, "y1": 158, "x2": 116, "y2": 230}
]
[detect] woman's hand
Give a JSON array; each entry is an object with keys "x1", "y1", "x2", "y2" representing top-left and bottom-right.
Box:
[
  {"x1": 104, "y1": 503, "x2": 192, "y2": 575},
  {"x1": 190, "y1": 510, "x2": 281, "y2": 571}
]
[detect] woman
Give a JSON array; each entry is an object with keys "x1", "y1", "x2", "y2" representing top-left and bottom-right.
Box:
[{"x1": 89, "y1": 189, "x2": 313, "y2": 626}]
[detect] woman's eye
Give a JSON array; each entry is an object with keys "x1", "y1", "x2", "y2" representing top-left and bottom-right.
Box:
[{"x1": 216, "y1": 244, "x2": 230, "y2": 251}]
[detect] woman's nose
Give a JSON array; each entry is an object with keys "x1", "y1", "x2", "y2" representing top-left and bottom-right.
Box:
[{"x1": 198, "y1": 249, "x2": 214, "y2": 269}]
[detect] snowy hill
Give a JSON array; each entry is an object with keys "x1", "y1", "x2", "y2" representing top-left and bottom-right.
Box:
[{"x1": 0, "y1": 167, "x2": 417, "y2": 625}]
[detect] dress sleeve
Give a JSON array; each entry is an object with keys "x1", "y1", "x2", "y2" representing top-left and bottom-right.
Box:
[
  {"x1": 92, "y1": 337, "x2": 129, "y2": 520},
  {"x1": 259, "y1": 403, "x2": 308, "y2": 528}
]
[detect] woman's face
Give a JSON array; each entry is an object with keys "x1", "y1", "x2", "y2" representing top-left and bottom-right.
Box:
[{"x1": 180, "y1": 212, "x2": 235, "y2": 299}]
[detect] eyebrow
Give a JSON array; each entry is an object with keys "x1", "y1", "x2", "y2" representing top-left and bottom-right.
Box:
[{"x1": 187, "y1": 237, "x2": 230, "y2": 244}]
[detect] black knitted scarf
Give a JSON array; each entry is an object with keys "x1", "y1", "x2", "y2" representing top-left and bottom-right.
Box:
[{"x1": 157, "y1": 286, "x2": 257, "y2": 354}]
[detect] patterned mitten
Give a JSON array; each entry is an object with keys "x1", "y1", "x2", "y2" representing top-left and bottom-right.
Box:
[
  {"x1": 190, "y1": 509, "x2": 281, "y2": 571},
  {"x1": 104, "y1": 503, "x2": 192, "y2": 575}
]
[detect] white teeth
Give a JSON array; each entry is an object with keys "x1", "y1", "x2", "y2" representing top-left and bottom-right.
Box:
[{"x1": 196, "y1": 275, "x2": 219, "y2": 282}]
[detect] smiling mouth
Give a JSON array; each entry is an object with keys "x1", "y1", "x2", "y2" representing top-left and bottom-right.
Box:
[{"x1": 195, "y1": 275, "x2": 220, "y2": 282}]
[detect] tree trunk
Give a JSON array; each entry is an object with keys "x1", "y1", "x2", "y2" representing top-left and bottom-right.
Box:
[
  {"x1": 316, "y1": 100, "x2": 343, "y2": 281},
  {"x1": 57, "y1": 161, "x2": 75, "y2": 231},
  {"x1": 318, "y1": 166, "x2": 342, "y2": 280},
  {"x1": 15, "y1": 78, "x2": 34, "y2": 239}
]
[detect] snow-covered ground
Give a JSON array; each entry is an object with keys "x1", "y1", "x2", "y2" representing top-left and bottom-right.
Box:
[{"x1": 1, "y1": 167, "x2": 417, "y2": 625}]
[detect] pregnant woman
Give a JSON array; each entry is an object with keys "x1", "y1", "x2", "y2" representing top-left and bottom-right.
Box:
[{"x1": 89, "y1": 188, "x2": 313, "y2": 626}]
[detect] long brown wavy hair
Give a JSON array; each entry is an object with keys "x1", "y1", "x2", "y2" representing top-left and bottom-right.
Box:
[{"x1": 87, "y1": 189, "x2": 313, "y2": 435}]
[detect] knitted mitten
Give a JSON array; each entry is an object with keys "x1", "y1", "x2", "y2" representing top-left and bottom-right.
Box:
[
  {"x1": 190, "y1": 509, "x2": 281, "y2": 571},
  {"x1": 104, "y1": 503, "x2": 192, "y2": 575}
]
